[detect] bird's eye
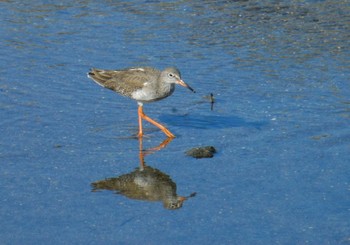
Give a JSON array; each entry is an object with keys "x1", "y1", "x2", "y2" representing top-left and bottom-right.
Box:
[{"x1": 168, "y1": 73, "x2": 174, "y2": 78}]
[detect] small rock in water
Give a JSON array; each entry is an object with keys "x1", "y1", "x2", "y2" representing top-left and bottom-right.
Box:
[{"x1": 186, "y1": 146, "x2": 217, "y2": 159}]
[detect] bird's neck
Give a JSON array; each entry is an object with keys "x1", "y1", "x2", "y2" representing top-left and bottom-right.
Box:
[{"x1": 155, "y1": 79, "x2": 175, "y2": 97}]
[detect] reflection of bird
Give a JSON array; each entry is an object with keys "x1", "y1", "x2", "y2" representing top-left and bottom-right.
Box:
[
  {"x1": 88, "y1": 67, "x2": 195, "y2": 138},
  {"x1": 92, "y1": 166, "x2": 195, "y2": 209}
]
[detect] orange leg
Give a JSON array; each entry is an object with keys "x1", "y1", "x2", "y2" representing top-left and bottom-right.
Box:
[
  {"x1": 137, "y1": 105, "x2": 175, "y2": 138},
  {"x1": 138, "y1": 106, "x2": 143, "y2": 137}
]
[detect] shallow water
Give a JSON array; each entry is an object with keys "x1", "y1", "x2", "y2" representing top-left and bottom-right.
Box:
[{"x1": 1, "y1": 1, "x2": 349, "y2": 244}]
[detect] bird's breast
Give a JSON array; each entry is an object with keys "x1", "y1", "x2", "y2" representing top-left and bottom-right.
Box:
[{"x1": 131, "y1": 83, "x2": 175, "y2": 103}]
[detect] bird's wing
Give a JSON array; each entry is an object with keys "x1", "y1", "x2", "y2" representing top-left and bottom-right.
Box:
[{"x1": 88, "y1": 67, "x2": 159, "y2": 97}]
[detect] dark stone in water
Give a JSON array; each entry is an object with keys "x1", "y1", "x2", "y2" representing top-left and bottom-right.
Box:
[{"x1": 186, "y1": 146, "x2": 217, "y2": 159}]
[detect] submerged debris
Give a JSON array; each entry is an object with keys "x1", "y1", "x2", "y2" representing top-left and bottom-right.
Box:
[
  {"x1": 203, "y1": 93, "x2": 215, "y2": 111},
  {"x1": 209, "y1": 93, "x2": 215, "y2": 111},
  {"x1": 186, "y1": 146, "x2": 217, "y2": 159},
  {"x1": 311, "y1": 134, "x2": 330, "y2": 140}
]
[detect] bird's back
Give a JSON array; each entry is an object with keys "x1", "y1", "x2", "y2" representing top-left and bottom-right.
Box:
[{"x1": 88, "y1": 67, "x2": 161, "y2": 98}]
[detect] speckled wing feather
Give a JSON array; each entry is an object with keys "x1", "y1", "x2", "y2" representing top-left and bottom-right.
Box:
[{"x1": 88, "y1": 67, "x2": 160, "y2": 98}]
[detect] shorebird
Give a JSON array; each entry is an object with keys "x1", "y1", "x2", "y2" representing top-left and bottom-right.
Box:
[{"x1": 88, "y1": 67, "x2": 195, "y2": 138}]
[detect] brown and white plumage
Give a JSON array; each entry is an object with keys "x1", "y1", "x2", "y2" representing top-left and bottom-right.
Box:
[{"x1": 87, "y1": 66, "x2": 195, "y2": 138}]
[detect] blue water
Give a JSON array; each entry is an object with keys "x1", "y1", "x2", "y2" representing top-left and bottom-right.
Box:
[{"x1": 1, "y1": 1, "x2": 349, "y2": 244}]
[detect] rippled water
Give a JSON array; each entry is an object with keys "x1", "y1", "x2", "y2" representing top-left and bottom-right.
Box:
[{"x1": 1, "y1": 1, "x2": 349, "y2": 244}]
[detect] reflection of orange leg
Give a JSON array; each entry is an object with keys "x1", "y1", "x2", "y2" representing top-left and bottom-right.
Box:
[
  {"x1": 137, "y1": 105, "x2": 175, "y2": 138},
  {"x1": 144, "y1": 137, "x2": 174, "y2": 156},
  {"x1": 138, "y1": 136, "x2": 145, "y2": 168},
  {"x1": 138, "y1": 134, "x2": 173, "y2": 167}
]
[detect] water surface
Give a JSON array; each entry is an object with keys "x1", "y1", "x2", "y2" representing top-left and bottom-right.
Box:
[{"x1": 1, "y1": 1, "x2": 349, "y2": 244}]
